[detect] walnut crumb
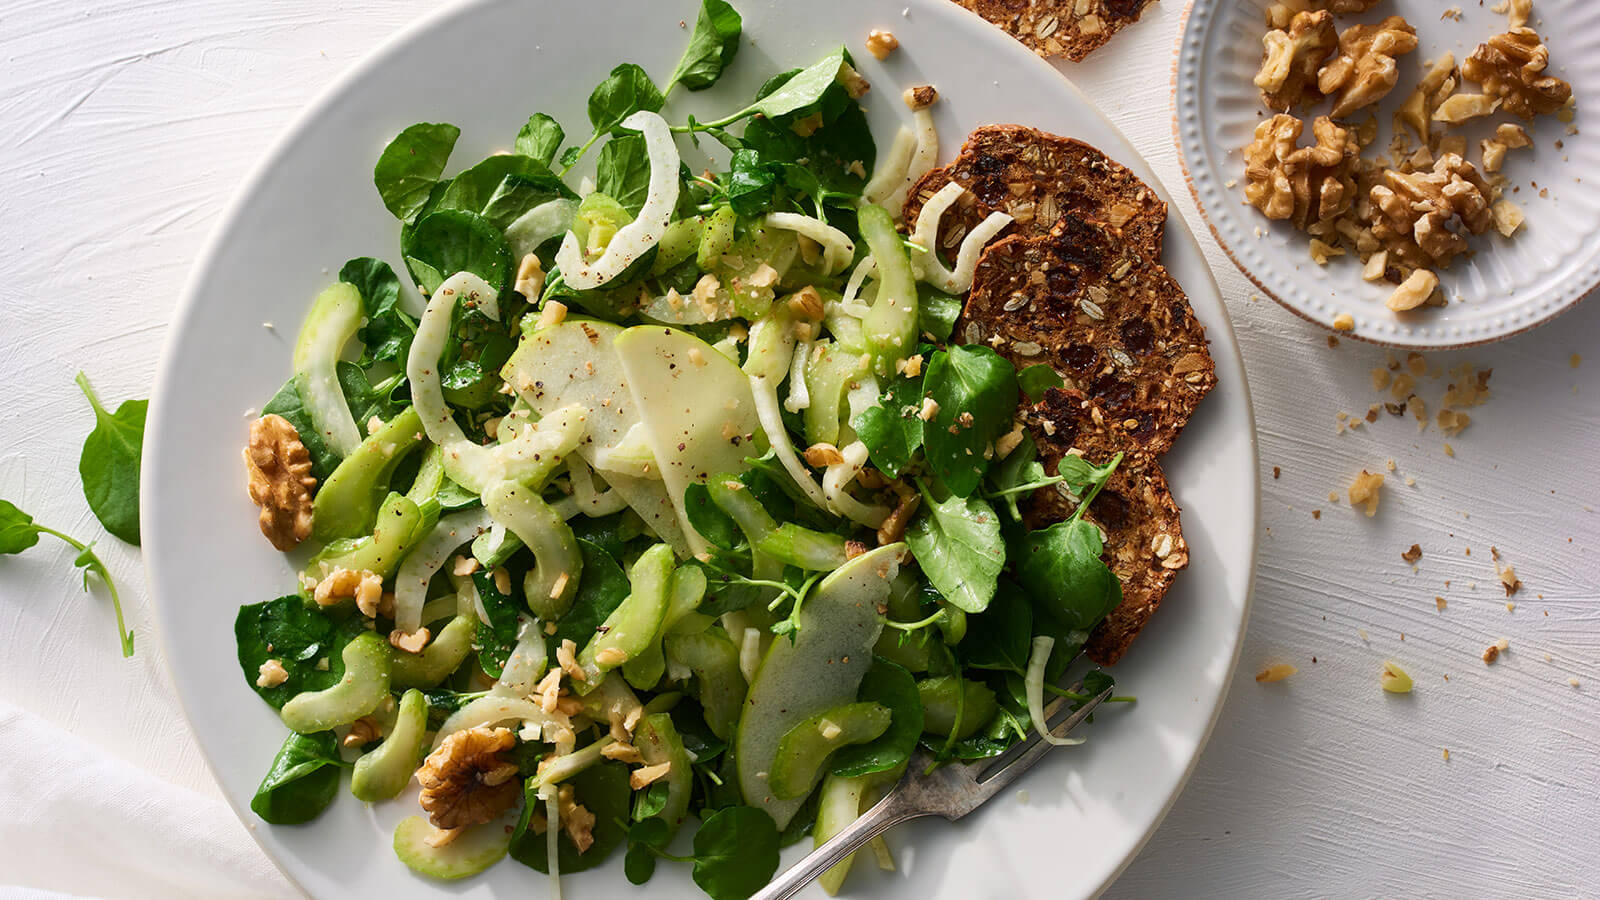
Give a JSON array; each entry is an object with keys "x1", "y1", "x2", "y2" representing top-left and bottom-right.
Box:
[
  {"x1": 389, "y1": 627, "x2": 430, "y2": 655},
  {"x1": 1435, "y1": 596, "x2": 1447, "y2": 610},
  {"x1": 865, "y1": 29, "x2": 899, "y2": 60},
  {"x1": 1256, "y1": 663, "x2": 1298, "y2": 683},
  {"x1": 1349, "y1": 470, "x2": 1385, "y2": 516},
  {"x1": 256, "y1": 659, "x2": 289, "y2": 688},
  {"x1": 1402, "y1": 543, "x2": 1422, "y2": 563}
]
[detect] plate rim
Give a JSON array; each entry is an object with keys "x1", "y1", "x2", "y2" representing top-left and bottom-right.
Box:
[
  {"x1": 1171, "y1": 0, "x2": 1596, "y2": 350},
  {"x1": 142, "y1": 1, "x2": 1260, "y2": 896}
]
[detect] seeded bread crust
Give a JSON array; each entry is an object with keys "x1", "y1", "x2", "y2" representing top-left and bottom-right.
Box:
[
  {"x1": 902, "y1": 125, "x2": 1167, "y2": 263},
  {"x1": 1020, "y1": 391, "x2": 1187, "y2": 666},
  {"x1": 953, "y1": 0, "x2": 1159, "y2": 63},
  {"x1": 959, "y1": 216, "x2": 1216, "y2": 457}
]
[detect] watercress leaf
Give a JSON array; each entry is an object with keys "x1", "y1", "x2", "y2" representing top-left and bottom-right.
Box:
[
  {"x1": 625, "y1": 840, "x2": 658, "y2": 885},
  {"x1": 515, "y1": 113, "x2": 565, "y2": 167},
  {"x1": 959, "y1": 578, "x2": 1033, "y2": 672},
  {"x1": 723, "y1": 149, "x2": 780, "y2": 217},
  {"x1": 559, "y1": 146, "x2": 585, "y2": 169},
  {"x1": 633, "y1": 781, "x2": 671, "y2": 822},
  {"x1": 402, "y1": 208, "x2": 514, "y2": 296},
  {"x1": 668, "y1": 697, "x2": 727, "y2": 764},
  {"x1": 72, "y1": 374, "x2": 145, "y2": 545},
  {"x1": 829, "y1": 657, "x2": 923, "y2": 777},
  {"x1": 339, "y1": 257, "x2": 414, "y2": 366},
  {"x1": 683, "y1": 483, "x2": 743, "y2": 552},
  {"x1": 0, "y1": 500, "x2": 40, "y2": 554},
  {"x1": 438, "y1": 155, "x2": 564, "y2": 227},
  {"x1": 234, "y1": 596, "x2": 349, "y2": 709},
  {"x1": 668, "y1": 0, "x2": 742, "y2": 92},
  {"x1": 733, "y1": 47, "x2": 845, "y2": 122},
  {"x1": 1017, "y1": 364, "x2": 1065, "y2": 403},
  {"x1": 624, "y1": 816, "x2": 673, "y2": 884},
  {"x1": 588, "y1": 63, "x2": 665, "y2": 136},
  {"x1": 917, "y1": 283, "x2": 962, "y2": 342},
  {"x1": 596, "y1": 134, "x2": 654, "y2": 216},
  {"x1": 569, "y1": 511, "x2": 636, "y2": 561},
  {"x1": 374, "y1": 123, "x2": 461, "y2": 221},
  {"x1": 511, "y1": 760, "x2": 632, "y2": 873},
  {"x1": 249, "y1": 730, "x2": 344, "y2": 825},
  {"x1": 850, "y1": 369, "x2": 923, "y2": 479},
  {"x1": 692, "y1": 806, "x2": 780, "y2": 900},
  {"x1": 1016, "y1": 519, "x2": 1122, "y2": 631},
  {"x1": 905, "y1": 482, "x2": 1004, "y2": 614},
  {"x1": 920, "y1": 345, "x2": 1018, "y2": 497},
  {"x1": 548, "y1": 539, "x2": 630, "y2": 653},
  {"x1": 472, "y1": 569, "x2": 521, "y2": 678}
]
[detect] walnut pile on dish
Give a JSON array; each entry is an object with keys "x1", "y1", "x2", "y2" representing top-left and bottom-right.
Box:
[{"x1": 1243, "y1": 0, "x2": 1575, "y2": 319}]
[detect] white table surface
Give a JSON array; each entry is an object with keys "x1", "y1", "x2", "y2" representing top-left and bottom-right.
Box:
[{"x1": 1, "y1": 1, "x2": 1594, "y2": 897}]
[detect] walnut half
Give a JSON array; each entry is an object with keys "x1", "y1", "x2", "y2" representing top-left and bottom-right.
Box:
[
  {"x1": 1461, "y1": 28, "x2": 1572, "y2": 120},
  {"x1": 417, "y1": 726, "x2": 522, "y2": 830},
  {"x1": 1244, "y1": 114, "x2": 1361, "y2": 231},
  {"x1": 1369, "y1": 154, "x2": 1493, "y2": 267},
  {"x1": 1255, "y1": 10, "x2": 1337, "y2": 112},
  {"x1": 245, "y1": 414, "x2": 316, "y2": 551},
  {"x1": 1318, "y1": 16, "x2": 1419, "y2": 119}
]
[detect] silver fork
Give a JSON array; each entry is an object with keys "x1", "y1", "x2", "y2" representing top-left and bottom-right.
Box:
[{"x1": 751, "y1": 683, "x2": 1116, "y2": 900}]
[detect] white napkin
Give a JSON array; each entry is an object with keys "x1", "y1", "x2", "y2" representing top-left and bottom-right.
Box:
[{"x1": 0, "y1": 699, "x2": 296, "y2": 900}]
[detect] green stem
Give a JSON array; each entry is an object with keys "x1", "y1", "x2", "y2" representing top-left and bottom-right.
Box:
[
  {"x1": 1070, "y1": 452, "x2": 1124, "y2": 523},
  {"x1": 559, "y1": 130, "x2": 604, "y2": 176},
  {"x1": 882, "y1": 610, "x2": 944, "y2": 632},
  {"x1": 985, "y1": 474, "x2": 1067, "y2": 499},
  {"x1": 1042, "y1": 683, "x2": 1136, "y2": 704},
  {"x1": 36, "y1": 525, "x2": 133, "y2": 658},
  {"x1": 74, "y1": 372, "x2": 110, "y2": 422}
]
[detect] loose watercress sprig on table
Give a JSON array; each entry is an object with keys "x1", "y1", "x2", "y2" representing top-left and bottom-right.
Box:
[
  {"x1": 0, "y1": 498, "x2": 134, "y2": 656},
  {"x1": 75, "y1": 372, "x2": 146, "y2": 546}
]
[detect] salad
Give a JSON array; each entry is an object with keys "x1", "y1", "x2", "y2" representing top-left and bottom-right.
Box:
[{"x1": 235, "y1": 3, "x2": 1138, "y2": 896}]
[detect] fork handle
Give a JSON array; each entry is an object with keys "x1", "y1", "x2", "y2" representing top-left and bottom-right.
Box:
[{"x1": 750, "y1": 791, "x2": 923, "y2": 900}]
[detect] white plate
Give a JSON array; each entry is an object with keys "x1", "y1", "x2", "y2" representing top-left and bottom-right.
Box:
[
  {"x1": 143, "y1": 1, "x2": 1258, "y2": 897},
  {"x1": 1175, "y1": 0, "x2": 1600, "y2": 347}
]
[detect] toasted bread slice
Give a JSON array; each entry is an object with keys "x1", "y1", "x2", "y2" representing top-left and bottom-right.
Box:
[
  {"x1": 953, "y1": 0, "x2": 1159, "y2": 63},
  {"x1": 1021, "y1": 388, "x2": 1188, "y2": 666},
  {"x1": 902, "y1": 125, "x2": 1167, "y2": 261},
  {"x1": 960, "y1": 216, "x2": 1216, "y2": 456}
]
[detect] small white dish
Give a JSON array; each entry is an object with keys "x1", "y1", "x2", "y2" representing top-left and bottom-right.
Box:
[
  {"x1": 143, "y1": 0, "x2": 1258, "y2": 897},
  {"x1": 1175, "y1": 0, "x2": 1599, "y2": 347}
]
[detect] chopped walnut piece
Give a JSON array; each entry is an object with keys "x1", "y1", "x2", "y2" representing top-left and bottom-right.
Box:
[
  {"x1": 1386, "y1": 269, "x2": 1439, "y2": 312},
  {"x1": 390, "y1": 627, "x2": 431, "y2": 654},
  {"x1": 1267, "y1": 0, "x2": 1379, "y2": 28},
  {"x1": 557, "y1": 784, "x2": 596, "y2": 852},
  {"x1": 876, "y1": 482, "x2": 920, "y2": 546},
  {"x1": 865, "y1": 29, "x2": 899, "y2": 60},
  {"x1": 1255, "y1": 11, "x2": 1337, "y2": 112},
  {"x1": 1348, "y1": 469, "x2": 1385, "y2": 516},
  {"x1": 1244, "y1": 114, "x2": 1361, "y2": 230},
  {"x1": 630, "y1": 761, "x2": 672, "y2": 790},
  {"x1": 343, "y1": 716, "x2": 382, "y2": 748},
  {"x1": 1318, "y1": 17, "x2": 1419, "y2": 119},
  {"x1": 803, "y1": 443, "x2": 846, "y2": 468},
  {"x1": 1491, "y1": 200, "x2": 1525, "y2": 237},
  {"x1": 1256, "y1": 663, "x2": 1298, "y2": 683},
  {"x1": 256, "y1": 659, "x2": 289, "y2": 688},
  {"x1": 416, "y1": 726, "x2": 521, "y2": 830},
  {"x1": 1461, "y1": 28, "x2": 1572, "y2": 119},
  {"x1": 515, "y1": 254, "x2": 546, "y2": 299},
  {"x1": 1395, "y1": 54, "x2": 1459, "y2": 146},
  {"x1": 1492, "y1": 547, "x2": 1523, "y2": 596},
  {"x1": 1433, "y1": 93, "x2": 1501, "y2": 124},
  {"x1": 902, "y1": 85, "x2": 938, "y2": 111},
  {"x1": 245, "y1": 414, "x2": 317, "y2": 551},
  {"x1": 313, "y1": 567, "x2": 387, "y2": 616},
  {"x1": 1496, "y1": 123, "x2": 1532, "y2": 148},
  {"x1": 1402, "y1": 543, "x2": 1423, "y2": 563}
]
